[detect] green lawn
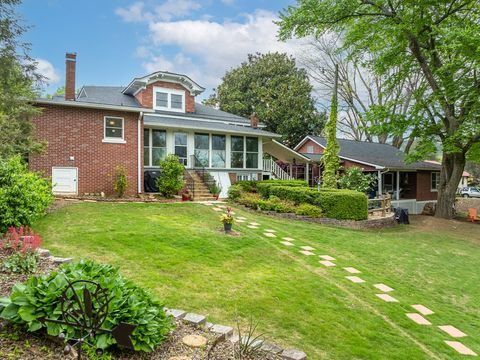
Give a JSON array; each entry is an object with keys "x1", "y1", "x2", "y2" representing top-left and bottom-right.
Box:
[{"x1": 33, "y1": 202, "x2": 480, "y2": 359}]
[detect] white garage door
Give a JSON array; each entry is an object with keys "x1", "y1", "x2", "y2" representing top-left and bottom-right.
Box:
[{"x1": 52, "y1": 167, "x2": 78, "y2": 194}]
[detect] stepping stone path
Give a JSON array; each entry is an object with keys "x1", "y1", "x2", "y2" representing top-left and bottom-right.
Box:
[
  {"x1": 281, "y1": 241, "x2": 294, "y2": 247},
  {"x1": 344, "y1": 267, "x2": 361, "y2": 274},
  {"x1": 281, "y1": 349, "x2": 307, "y2": 360},
  {"x1": 319, "y1": 260, "x2": 336, "y2": 267},
  {"x1": 319, "y1": 255, "x2": 335, "y2": 261},
  {"x1": 212, "y1": 207, "x2": 222, "y2": 211},
  {"x1": 236, "y1": 219, "x2": 245, "y2": 223},
  {"x1": 182, "y1": 334, "x2": 207, "y2": 348},
  {"x1": 438, "y1": 325, "x2": 467, "y2": 338},
  {"x1": 406, "y1": 313, "x2": 431, "y2": 325},
  {"x1": 375, "y1": 294, "x2": 399, "y2": 303},
  {"x1": 374, "y1": 284, "x2": 394, "y2": 293},
  {"x1": 218, "y1": 205, "x2": 226, "y2": 209},
  {"x1": 247, "y1": 225, "x2": 258, "y2": 229},
  {"x1": 204, "y1": 203, "x2": 213, "y2": 206},
  {"x1": 264, "y1": 232, "x2": 277, "y2": 238},
  {"x1": 445, "y1": 341, "x2": 478, "y2": 356},
  {"x1": 265, "y1": 229, "x2": 276, "y2": 233},
  {"x1": 283, "y1": 237, "x2": 295, "y2": 241},
  {"x1": 300, "y1": 246, "x2": 315, "y2": 251},
  {"x1": 345, "y1": 276, "x2": 365, "y2": 283},
  {"x1": 237, "y1": 216, "x2": 247, "y2": 220},
  {"x1": 249, "y1": 222, "x2": 260, "y2": 226},
  {"x1": 299, "y1": 250, "x2": 315, "y2": 256},
  {"x1": 411, "y1": 304, "x2": 434, "y2": 316}
]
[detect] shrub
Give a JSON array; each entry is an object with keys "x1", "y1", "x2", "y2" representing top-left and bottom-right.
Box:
[
  {"x1": 0, "y1": 156, "x2": 54, "y2": 234},
  {"x1": 228, "y1": 184, "x2": 243, "y2": 201},
  {"x1": 338, "y1": 167, "x2": 377, "y2": 194},
  {"x1": 156, "y1": 155, "x2": 185, "y2": 198},
  {"x1": 1, "y1": 227, "x2": 42, "y2": 274},
  {"x1": 234, "y1": 180, "x2": 258, "y2": 193},
  {"x1": 267, "y1": 186, "x2": 316, "y2": 204},
  {"x1": 113, "y1": 166, "x2": 128, "y2": 197},
  {"x1": 257, "y1": 180, "x2": 309, "y2": 199},
  {"x1": 315, "y1": 189, "x2": 368, "y2": 220},
  {"x1": 295, "y1": 203, "x2": 323, "y2": 218},
  {"x1": 0, "y1": 260, "x2": 174, "y2": 352}
]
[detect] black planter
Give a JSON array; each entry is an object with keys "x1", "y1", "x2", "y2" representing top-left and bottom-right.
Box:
[{"x1": 223, "y1": 223, "x2": 232, "y2": 232}]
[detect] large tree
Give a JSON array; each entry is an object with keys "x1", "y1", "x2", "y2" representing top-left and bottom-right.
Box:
[
  {"x1": 279, "y1": 0, "x2": 480, "y2": 219},
  {"x1": 204, "y1": 52, "x2": 326, "y2": 146},
  {"x1": 0, "y1": 0, "x2": 44, "y2": 160}
]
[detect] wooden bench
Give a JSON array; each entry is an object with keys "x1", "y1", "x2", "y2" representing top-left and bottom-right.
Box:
[{"x1": 467, "y1": 208, "x2": 480, "y2": 222}]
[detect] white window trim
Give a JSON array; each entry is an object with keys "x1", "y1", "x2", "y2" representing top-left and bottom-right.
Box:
[
  {"x1": 153, "y1": 86, "x2": 185, "y2": 113},
  {"x1": 103, "y1": 116, "x2": 126, "y2": 144},
  {"x1": 431, "y1": 171, "x2": 440, "y2": 192},
  {"x1": 144, "y1": 128, "x2": 167, "y2": 167}
]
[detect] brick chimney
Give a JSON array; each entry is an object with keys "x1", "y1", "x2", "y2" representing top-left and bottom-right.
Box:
[
  {"x1": 65, "y1": 52, "x2": 77, "y2": 101},
  {"x1": 250, "y1": 112, "x2": 259, "y2": 128}
]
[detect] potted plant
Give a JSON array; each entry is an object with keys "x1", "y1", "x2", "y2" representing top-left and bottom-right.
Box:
[
  {"x1": 180, "y1": 188, "x2": 191, "y2": 201},
  {"x1": 220, "y1": 207, "x2": 234, "y2": 232},
  {"x1": 210, "y1": 183, "x2": 222, "y2": 200}
]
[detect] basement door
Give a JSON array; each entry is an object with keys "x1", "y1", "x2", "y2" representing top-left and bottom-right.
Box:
[{"x1": 52, "y1": 167, "x2": 78, "y2": 195}]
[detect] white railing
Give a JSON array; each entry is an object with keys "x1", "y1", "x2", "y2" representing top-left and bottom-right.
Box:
[{"x1": 263, "y1": 158, "x2": 293, "y2": 180}]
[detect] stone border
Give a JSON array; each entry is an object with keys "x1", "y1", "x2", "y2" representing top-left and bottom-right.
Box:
[
  {"x1": 36, "y1": 248, "x2": 72, "y2": 264},
  {"x1": 232, "y1": 203, "x2": 396, "y2": 230},
  {"x1": 164, "y1": 307, "x2": 307, "y2": 360}
]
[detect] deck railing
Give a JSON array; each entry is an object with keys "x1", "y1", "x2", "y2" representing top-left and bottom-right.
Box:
[
  {"x1": 368, "y1": 194, "x2": 392, "y2": 216},
  {"x1": 263, "y1": 158, "x2": 293, "y2": 180}
]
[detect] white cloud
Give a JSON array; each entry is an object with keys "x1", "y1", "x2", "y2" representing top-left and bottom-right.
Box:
[
  {"x1": 115, "y1": 2, "x2": 150, "y2": 23},
  {"x1": 35, "y1": 59, "x2": 61, "y2": 84},
  {"x1": 221, "y1": 0, "x2": 235, "y2": 5},
  {"x1": 154, "y1": 0, "x2": 201, "y2": 21}
]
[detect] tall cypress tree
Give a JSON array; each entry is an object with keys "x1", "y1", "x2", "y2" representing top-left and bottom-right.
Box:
[{"x1": 321, "y1": 64, "x2": 340, "y2": 189}]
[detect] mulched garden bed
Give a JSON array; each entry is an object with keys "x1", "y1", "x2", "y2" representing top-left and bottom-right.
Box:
[{"x1": 0, "y1": 252, "x2": 273, "y2": 359}]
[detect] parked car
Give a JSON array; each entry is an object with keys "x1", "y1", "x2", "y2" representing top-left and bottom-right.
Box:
[{"x1": 460, "y1": 187, "x2": 480, "y2": 198}]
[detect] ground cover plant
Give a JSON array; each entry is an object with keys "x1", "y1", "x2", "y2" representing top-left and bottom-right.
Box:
[{"x1": 32, "y1": 201, "x2": 480, "y2": 359}]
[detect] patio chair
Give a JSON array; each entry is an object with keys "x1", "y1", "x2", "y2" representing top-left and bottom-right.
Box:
[{"x1": 467, "y1": 208, "x2": 480, "y2": 222}]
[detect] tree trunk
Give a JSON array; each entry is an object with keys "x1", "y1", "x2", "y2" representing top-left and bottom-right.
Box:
[{"x1": 435, "y1": 152, "x2": 465, "y2": 219}]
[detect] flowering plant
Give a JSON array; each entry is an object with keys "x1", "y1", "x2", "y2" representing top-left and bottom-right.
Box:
[
  {"x1": 219, "y1": 207, "x2": 234, "y2": 224},
  {"x1": 1, "y1": 226, "x2": 42, "y2": 273}
]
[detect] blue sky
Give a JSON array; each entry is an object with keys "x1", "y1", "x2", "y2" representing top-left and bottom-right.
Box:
[{"x1": 19, "y1": 0, "x2": 300, "y2": 98}]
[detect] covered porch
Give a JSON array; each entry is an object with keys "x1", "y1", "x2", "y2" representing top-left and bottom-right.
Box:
[
  {"x1": 374, "y1": 170, "x2": 417, "y2": 200},
  {"x1": 262, "y1": 139, "x2": 312, "y2": 181}
]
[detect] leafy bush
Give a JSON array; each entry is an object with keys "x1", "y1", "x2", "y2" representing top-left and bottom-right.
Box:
[
  {"x1": 338, "y1": 167, "x2": 377, "y2": 194},
  {"x1": 156, "y1": 155, "x2": 185, "y2": 198},
  {"x1": 0, "y1": 260, "x2": 174, "y2": 352},
  {"x1": 315, "y1": 189, "x2": 368, "y2": 220},
  {"x1": 1, "y1": 226, "x2": 42, "y2": 274},
  {"x1": 228, "y1": 184, "x2": 243, "y2": 200},
  {"x1": 2, "y1": 251, "x2": 39, "y2": 273},
  {"x1": 257, "y1": 180, "x2": 309, "y2": 199},
  {"x1": 113, "y1": 165, "x2": 128, "y2": 197},
  {"x1": 267, "y1": 186, "x2": 315, "y2": 204},
  {"x1": 234, "y1": 180, "x2": 258, "y2": 193},
  {"x1": 295, "y1": 204, "x2": 323, "y2": 218},
  {"x1": 0, "y1": 156, "x2": 54, "y2": 234}
]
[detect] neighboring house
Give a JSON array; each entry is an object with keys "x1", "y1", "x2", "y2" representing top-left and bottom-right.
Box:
[
  {"x1": 29, "y1": 53, "x2": 305, "y2": 199},
  {"x1": 424, "y1": 160, "x2": 471, "y2": 191},
  {"x1": 294, "y1": 135, "x2": 442, "y2": 214}
]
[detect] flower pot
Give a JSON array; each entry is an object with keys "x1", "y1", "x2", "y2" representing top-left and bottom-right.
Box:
[
  {"x1": 214, "y1": 194, "x2": 219, "y2": 200},
  {"x1": 182, "y1": 194, "x2": 190, "y2": 201},
  {"x1": 223, "y1": 223, "x2": 232, "y2": 232}
]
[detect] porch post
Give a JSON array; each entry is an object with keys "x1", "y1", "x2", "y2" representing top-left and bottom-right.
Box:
[
  {"x1": 396, "y1": 171, "x2": 400, "y2": 200},
  {"x1": 377, "y1": 170, "x2": 382, "y2": 197},
  {"x1": 289, "y1": 163, "x2": 293, "y2": 177},
  {"x1": 306, "y1": 162, "x2": 310, "y2": 186}
]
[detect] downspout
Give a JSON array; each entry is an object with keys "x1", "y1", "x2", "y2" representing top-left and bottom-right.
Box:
[{"x1": 137, "y1": 111, "x2": 143, "y2": 194}]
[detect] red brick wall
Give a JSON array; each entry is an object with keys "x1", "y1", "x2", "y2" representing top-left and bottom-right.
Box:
[
  {"x1": 342, "y1": 159, "x2": 376, "y2": 171},
  {"x1": 29, "y1": 104, "x2": 141, "y2": 196},
  {"x1": 416, "y1": 170, "x2": 439, "y2": 201},
  {"x1": 297, "y1": 139, "x2": 324, "y2": 154},
  {"x1": 134, "y1": 81, "x2": 195, "y2": 113}
]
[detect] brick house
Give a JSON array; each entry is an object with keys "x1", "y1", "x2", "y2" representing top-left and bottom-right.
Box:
[
  {"x1": 294, "y1": 135, "x2": 442, "y2": 214},
  {"x1": 30, "y1": 53, "x2": 306, "y2": 199}
]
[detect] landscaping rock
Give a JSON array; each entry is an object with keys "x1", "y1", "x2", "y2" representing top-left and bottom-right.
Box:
[
  {"x1": 205, "y1": 322, "x2": 214, "y2": 329},
  {"x1": 260, "y1": 342, "x2": 283, "y2": 354},
  {"x1": 182, "y1": 334, "x2": 207, "y2": 348},
  {"x1": 210, "y1": 324, "x2": 233, "y2": 338},
  {"x1": 281, "y1": 348, "x2": 307, "y2": 360},
  {"x1": 48, "y1": 256, "x2": 72, "y2": 264},
  {"x1": 183, "y1": 313, "x2": 206, "y2": 326},
  {"x1": 36, "y1": 248, "x2": 50, "y2": 257},
  {"x1": 422, "y1": 202, "x2": 436, "y2": 216},
  {"x1": 165, "y1": 308, "x2": 187, "y2": 319}
]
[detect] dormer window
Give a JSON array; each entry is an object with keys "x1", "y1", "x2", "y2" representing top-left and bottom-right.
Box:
[{"x1": 153, "y1": 86, "x2": 185, "y2": 112}]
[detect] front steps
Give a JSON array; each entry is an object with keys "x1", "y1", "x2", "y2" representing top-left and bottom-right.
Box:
[{"x1": 185, "y1": 170, "x2": 217, "y2": 201}]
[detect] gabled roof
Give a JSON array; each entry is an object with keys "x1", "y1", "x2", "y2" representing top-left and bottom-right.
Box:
[
  {"x1": 122, "y1": 71, "x2": 205, "y2": 96},
  {"x1": 296, "y1": 135, "x2": 441, "y2": 171},
  {"x1": 77, "y1": 86, "x2": 142, "y2": 108}
]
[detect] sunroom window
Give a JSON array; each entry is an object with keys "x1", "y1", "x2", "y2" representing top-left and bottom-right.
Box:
[
  {"x1": 144, "y1": 129, "x2": 166, "y2": 167},
  {"x1": 212, "y1": 135, "x2": 226, "y2": 168},
  {"x1": 246, "y1": 137, "x2": 259, "y2": 168},
  {"x1": 231, "y1": 136, "x2": 244, "y2": 168}
]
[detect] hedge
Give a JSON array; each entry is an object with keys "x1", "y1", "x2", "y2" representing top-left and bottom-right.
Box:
[
  {"x1": 257, "y1": 180, "x2": 309, "y2": 199},
  {"x1": 235, "y1": 179, "x2": 307, "y2": 193}
]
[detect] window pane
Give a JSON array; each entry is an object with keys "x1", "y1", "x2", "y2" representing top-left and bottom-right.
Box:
[
  {"x1": 152, "y1": 130, "x2": 166, "y2": 147},
  {"x1": 194, "y1": 133, "x2": 209, "y2": 149},
  {"x1": 152, "y1": 148, "x2": 165, "y2": 166},
  {"x1": 175, "y1": 146, "x2": 187, "y2": 158},
  {"x1": 171, "y1": 94, "x2": 183, "y2": 109},
  {"x1": 212, "y1": 135, "x2": 225, "y2": 150},
  {"x1": 246, "y1": 137, "x2": 258, "y2": 152},
  {"x1": 231, "y1": 152, "x2": 244, "y2": 168},
  {"x1": 156, "y1": 92, "x2": 168, "y2": 108},
  {"x1": 144, "y1": 147, "x2": 150, "y2": 166},
  {"x1": 195, "y1": 149, "x2": 209, "y2": 167},
  {"x1": 246, "y1": 153, "x2": 258, "y2": 168},
  {"x1": 175, "y1": 133, "x2": 187, "y2": 146},
  {"x1": 144, "y1": 129, "x2": 150, "y2": 147},
  {"x1": 105, "y1": 128, "x2": 123, "y2": 138},
  {"x1": 231, "y1": 136, "x2": 244, "y2": 151},
  {"x1": 212, "y1": 150, "x2": 226, "y2": 168},
  {"x1": 106, "y1": 117, "x2": 122, "y2": 128}
]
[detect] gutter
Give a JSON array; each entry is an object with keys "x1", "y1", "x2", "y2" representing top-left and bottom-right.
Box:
[
  {"x1": 34, "y1": 99, "x2": 154, "y2": 113},
  {"x1": 137, "y1": 112, "x2": 143, "y2": 194}
]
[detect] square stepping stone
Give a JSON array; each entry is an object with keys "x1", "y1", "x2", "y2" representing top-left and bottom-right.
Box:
[
  {"x1": 212, "y1": 207, "x2": 222, "y2": 211},
  {"x1": 445, "y1": 341, "x2": 477, "y2": 356},
  {"x1": 344, "y1": 267, "x2": 361, "y2": 274},
  {"x1": 265, "y1": 229, "x2": 276, "y2": 233},
  {"x1": 411, "y1": 304, "x2": 434, "y2": 316},
  {"x1": 439, "y1": 325, "x2": 467, "y2": 338},
  {"x1": 283, "y1": 237, "x2": 295, "y2": 241},
  {"x1": 184, "y1": 313, "x2": 206, "y2": 326},
  {"x1": 345, "y1": 276, "x2": 365, "y2": 283},
  {"x1": 236, "y1": 219, "x2": 245, "y2": 223},
  {"x1": 249, "y1": 222, "x2": 260, "y2": 226},
  {"x1": 218, "y1": 205, "x2": 226, "y2": 209},
  {"x1": 319, "y1": 260, "x2": 336, "y2": 267},
  {"x1": 406, "y1": 313, "x2": 431, "y2": 325},
  {"x1": 281, "y1": 349, "x2": 307, "y2": 360},
  {"x1": 319, "y1": 255, "x2": 335, "y2": 261},
  {"x1": 299, "y1": 250, "x2": 315, "y2": 256},
  {"x1": 230, "y1": 211, "x2": 236, "y2": 215},
  {"x1": 300, "y1": 246, "x2": 315, "y2": 251},
  {"x1": 281, "y1": 241, "x2": 294, "y2": 246},
  {"x1": 374, "y1": 283, "x2": 394, "y2": 293},
  {"x1": 264, "y1": 232, "x2": 276, "y2": 238},
  {"x1": 204, "y1": 203, "x2": 213, "y2": 206},
  {"x1": 210, "y1": 324, "x2": 234, "y2": 338},
  {"x1": 375, "y1": 294, "x2": 399, "y2": 302},
  {"x1": 247, "y1": 225, "x2": 258, "y2": 229},
  {"x1": 237, "y1": 216, "x2": 247, "y2": 220}
]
